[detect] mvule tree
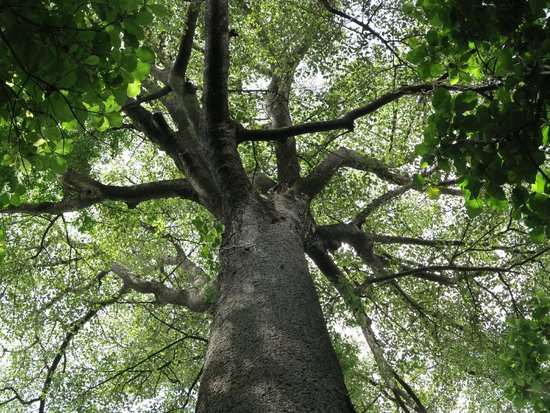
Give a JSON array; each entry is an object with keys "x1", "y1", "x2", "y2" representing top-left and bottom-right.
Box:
[{"x1": 0, "y1": 0, "x2": 548, "y2": 412}]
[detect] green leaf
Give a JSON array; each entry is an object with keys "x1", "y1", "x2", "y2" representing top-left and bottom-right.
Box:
[
  {"x1": 512, "y1": 186, "x2": 529, "y2": 208},
  {"x1": 58, "y1": 70, "x2": 77, "y2": 89},
  {"x1": 495, "y1": 48, "x2": 514, "y2": 76},
  {"x1": 487, "y1": 183, "x2": 506, "y2": 200},
  {"x1": 9, "y1": 193, "x2": 21, "y2": 206},
  {"x1": 124, "y1": 19, "x2": 145, "y2": 39},
  {"x1": 49, "y1": 93, "x2": 74, "y2": 123},
  {"x1": 529, "y1": 227, "x2": 545, "y2": 244},
  {"x1": 83, "y1": 55, "x2": 100, "y2": 66},
  {"x1": 426, "y1": 187, "x2": 440, "y2": 200},
  {"x1": 127, "y1": 79, "x2": 141, "y2": 98},
  {"x1": 532, "y1": 173, "x2": 546, "y2": 194},
  {"x1": 106, "y1": 112, "x2": 123, "y2": 128},
  {"x1": 0, "y1": 193, "x2": 10, "y2": 208},
  {"x1": 132, "y1": 61, "x2": 150, "y2": 81},
  {"x1": 149, "y1": 3, "x2": 169, "y2": 17},
  {"x1": 136, "y1": 47, "x2": 156, "y2": 64},
  {"x1": 134, "y1": 9, "x2": 154, "y2": 26},
  {"x1": 432, "y1": 88, "x2": 452, "y2": 112},
  {"x1": 413, "y1": 174, "x2": 426, "y2": 186},
  {"x1": 453, "y1": 91, "x2": 478, "y2": 114},
  {"x1": 51, "y1": 156, "x2": 68, "y2": 174},
  {"x1": 458, "y1": 114, "x2": 479, "y2": 132},
  {"x1": 542, "y1": 125, "x2": 549, "y2": 146},
  {"x1": 54, "y1": 139, "x2": 74, "y2": 155},
  {"x1": 465, "y1": 198, "x2": 483, "y2": 218},
  {"x1": 405, "y1": 46, "x2": 428, "y2": 65},
  {"x1": 414, "y1": 143, "x2": 433, "y2": 156}
]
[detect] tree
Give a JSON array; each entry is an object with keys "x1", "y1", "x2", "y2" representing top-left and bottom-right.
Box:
[{"x1": 0, "y1": 0, "x2": 548, "y2": 412}]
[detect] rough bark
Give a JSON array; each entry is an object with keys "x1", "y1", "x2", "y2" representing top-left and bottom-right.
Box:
[{"x1": 196, "y1": 194, "x2": 355, "y2": 412}]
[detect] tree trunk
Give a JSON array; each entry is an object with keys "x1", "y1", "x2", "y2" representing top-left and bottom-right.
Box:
[{"x1": 196, "y1": 195, "x2": 355, "y2": 412}]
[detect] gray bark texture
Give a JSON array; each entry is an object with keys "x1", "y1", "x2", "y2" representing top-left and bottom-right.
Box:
[{"x1": 196, "y1": 195, "x2": 355, "y2": 412}]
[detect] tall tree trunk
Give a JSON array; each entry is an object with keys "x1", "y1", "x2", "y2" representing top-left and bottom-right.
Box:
[{"x1": 196, "y1": 195, "x2": 355, "y2": 412}]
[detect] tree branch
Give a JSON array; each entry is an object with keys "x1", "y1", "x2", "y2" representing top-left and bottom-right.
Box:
[
  {"x1": 140, "y1": 221, "x2": 210, "y2": 288},
  {"x1": 111, "y1": 263, "x2": 213, "y2": 313},
  {"x1": 320, "y1": 0, "x2": 409, "y2": 67},
  {"x1": 359, "y1": 265, "x2": 508, "y2": 288},
  {"x1": 39, "y1": 290, "x2": 125, "y2": 413},
  {"x1": 0, "y1": 172, "x2": 201, "y2": 215},
  {"x1": 314, "y1": 223, "x2": 389, "y2": 279},
  {"x1": 202, "y1": 0, "x2": 251, "y2": 212},
  {"x1": 306, "y1": 244, "x2": 426, "y2": 413},
  {"x1": 237, "y1": 82, "x2": 499, "y2": 142},
  {"x1": 267, "y1": 43, "x2": 309, "y2": 185},
  {"x1": 315, "y1": 222, "x2": 503, "y2": 287},
  {"x1": 353, "y1": 184, "x2": 414, "y2": 227},
  {"x1": 82, "y1": 335, "x2": 203, "y2": 395},
  {"x1": 315, "y1": 222, "x2": 469, "y2": 287},
  {"x1": 122, "y1": 86, "x2": 172, "y2": 110},
  {"x1": 203, "y1": 0, "x2": 230, "y2": 124},
  {"x1": 368, "y1": 233, "x2": 465, "y2": 247},
  {"x1": 171, "y1": 0, "x2": 201, "y2": 82},
  {"x1": 297, "y1": 147, "x2": 410, "y2": 197},
  {"x1": 123, "y1": 104, "x2": 177, "y2": 151},
  {"x1": 124, "y1": 102, "x2": 224, "y2": 217},
  {"x1": 0, "y1": 387, "x2": 40, "y2": 408}
]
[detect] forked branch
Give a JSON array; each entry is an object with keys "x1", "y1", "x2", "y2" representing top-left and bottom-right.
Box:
[
  {"x1": 297, "y1": 147, "x2": 410, "y2": 197},
  {"x1": 111, "y1": 263, "x2": 213, "y2": 313}
]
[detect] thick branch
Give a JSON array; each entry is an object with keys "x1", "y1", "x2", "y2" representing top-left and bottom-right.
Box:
[
  {"x1": 267, "y1": 43, "x2": 309, "y2": 185},
  {"x1": 111, "y1": 263, "x2": 213, "y2": 313},
  {"x1": 1, "y1": 172, "x2": 200, "y2": 215},
  {"x1": 237, "y1": 83, "x2": 499, "y2": 142},
  {"x1": 315, "y1": 223, "x2": 390, "y2": 276},
  {"x1": 297, "y1": 147, "x2": 409, "y2": 197},
  {"x1": 369, "y1": 234, "x2": 465, "y2": 247},
  {"x1": 122, "y1": 86, "x2": 172, "y2": 110},
  {"x1": 171, "y1": 0, "x2": 201, "y2": 81},
  {"x1": 0, "y1": 197, "x2": 98, "y2": 216},
  {"x1": 315, "y1": 223, "x2": 465, "y2": 287},
  {"x1": 140, "y1": 221, "x2": 211, "y2": 288},
  {"x1": 203, "y1": 0, "x2": 230, "y2": 124},
  {"x1": 124, "y1": 103, "x2": 222, "y2": 216},
  {"x1": 158, "y1": 256, "x2": 209, "y2": 288},
  {"x1": 123, "y1": 104, "x2": 177, "y2": 150},
  {"x1": 298, "y1": 148, "x2": 463, "y2": 201},
  {"x1": 203, "y1": 0, "x2": 251, "y2": 211}
]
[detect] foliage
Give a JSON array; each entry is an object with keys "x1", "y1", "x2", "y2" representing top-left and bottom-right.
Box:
[
  {"x1": 500, "y1": 291, "x2": 550, "y2": 411},
  {"x1": 406, "y1": 0, "x2": 550, "y2": 239},
  {"x1": 0, "y1": 0, "x2": 160, "y2": 204}
]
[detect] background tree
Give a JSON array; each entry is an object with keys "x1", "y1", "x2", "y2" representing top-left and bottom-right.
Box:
[{"x1": 0, "y1": 0, "x2": 548, "y2": 412}]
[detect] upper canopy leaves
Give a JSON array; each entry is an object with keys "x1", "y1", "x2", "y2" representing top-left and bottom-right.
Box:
[
  {"x1": 0, "y1": 0, "x2": 164, "y2": 206},
  {"x1": 406, "y1": 0, "x2": 549, "y2": 241}
]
